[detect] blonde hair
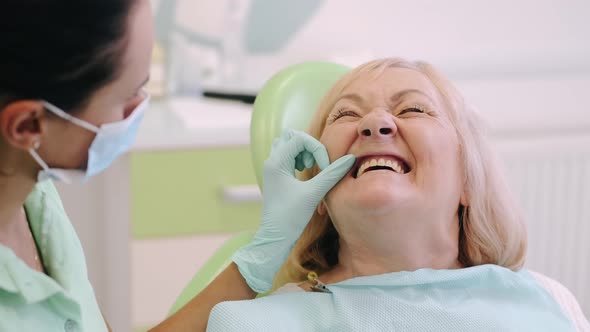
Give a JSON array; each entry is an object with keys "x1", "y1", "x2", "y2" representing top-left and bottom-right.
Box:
[{"x1": 272, "y1": 58, "x2": 527, "y2": 291}]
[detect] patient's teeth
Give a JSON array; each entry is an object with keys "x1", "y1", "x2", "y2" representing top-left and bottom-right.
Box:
[
  {"x1": 359, "y1": 164, "x2": 367, "y2": 176},
  {"x1": 356, "y1": 156, "x2": 408, "y2": 177}
]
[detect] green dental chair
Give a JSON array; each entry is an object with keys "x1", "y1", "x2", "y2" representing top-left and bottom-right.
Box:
[{"x1": 168, "y1": 62, "x2": 350, "y2": 316}]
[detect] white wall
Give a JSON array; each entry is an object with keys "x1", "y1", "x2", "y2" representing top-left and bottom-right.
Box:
[{"x1": 153, "y1": 0, "x2": 590, "y2": 93}]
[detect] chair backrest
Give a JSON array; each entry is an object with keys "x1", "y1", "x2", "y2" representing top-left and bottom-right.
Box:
[
  {"x1": 250, "y1": 61, "x2": 351, "y2": 188},
  {"x1": 168, "y1": 62, "x2": 350, "y2": 317}
]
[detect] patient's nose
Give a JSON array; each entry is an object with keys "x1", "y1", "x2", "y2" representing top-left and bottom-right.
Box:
[{"x1": 357, "y1": 110, "x2": 397, "y2": 139}]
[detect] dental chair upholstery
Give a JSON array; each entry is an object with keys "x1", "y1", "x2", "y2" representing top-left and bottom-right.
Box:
[{"x1": 168, "y1": 62, "x2": 350, "y2": 316}]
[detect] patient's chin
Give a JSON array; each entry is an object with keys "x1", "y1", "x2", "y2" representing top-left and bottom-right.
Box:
[
  {"x1": 325, "y1": 172, "x2": 416, "y2": 213},
  {"x1": 352, "y1": 194, "x2": 409, "y2": 212},
  {"x1": 335, "y1": 188, "x2": 415, "y2": 214}
]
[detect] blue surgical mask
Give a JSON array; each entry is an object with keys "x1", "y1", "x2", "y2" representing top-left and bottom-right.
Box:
[{"x1": 29, "y1": 90, "x2": 150, "y2": 183}]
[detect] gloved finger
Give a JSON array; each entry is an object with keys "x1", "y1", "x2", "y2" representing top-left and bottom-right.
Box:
[
  {"x1": 302, "y1": 151, "x2": 315, "y2": 169},
  {"x1": 268, "y1": 131, "x2": 298, "y2": 172},
  {"x1": 283, "y1": 128, "x2": 296, "y2": 139},
  {"x1": 295, "y1": 153, "x2": 305, "y2": 172},
  {"x1": 271, "y1": 131, "x2": 303, "y2": 173},
  {"x1": 309, "y1": 154, "x2": 356, "y2": 197},
  {"x1": 283, "y1": 130, "x2": 330, "y2": 170},
  {"x1": 270, "y1": 136, "x2": 281, "y2": 151},
  {"x1": 271, "y1": 129, "x2": 296, "y2": 153},
  {"x1": 294, "y1": 150, "x2": 315, "y2": 172}
]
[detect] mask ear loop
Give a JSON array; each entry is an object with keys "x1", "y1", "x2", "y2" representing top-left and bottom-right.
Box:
[
  {"x1": 41, "y1": 101, "x2": 100, "y2": 133},
  {"x1": 29, "y1": 140, "x2": 51, "y2": 181},
  {"x1": 29, "y1": 140, "x2": 48, "y2": 167}
]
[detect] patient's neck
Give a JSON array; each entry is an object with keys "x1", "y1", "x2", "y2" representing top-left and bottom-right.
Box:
[{"x1": 321, "y1": 214, "x2": 463, "y2": 284}]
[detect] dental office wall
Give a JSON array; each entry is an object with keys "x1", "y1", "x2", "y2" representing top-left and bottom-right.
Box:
[{"x1": 54, "y1": 0, "x2": 590, "y2": 331}]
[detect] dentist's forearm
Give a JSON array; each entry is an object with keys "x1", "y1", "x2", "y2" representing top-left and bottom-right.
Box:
[{"x1": 149, "y1": 262, "x2": 257, "y2": 332}]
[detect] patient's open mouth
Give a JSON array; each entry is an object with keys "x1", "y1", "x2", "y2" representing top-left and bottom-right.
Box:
[{"x1": 352, "y1": 156, "x2": 410, "y2": 178}]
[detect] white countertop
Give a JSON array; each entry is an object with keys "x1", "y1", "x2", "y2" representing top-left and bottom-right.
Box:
[{"x1": 133, "y1": 96, "x2": 253, "y2": 151}]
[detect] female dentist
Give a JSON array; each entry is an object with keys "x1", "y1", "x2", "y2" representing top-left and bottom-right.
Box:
[{"x1": 0, "y1": 1, "x2": 355, "y2": 331}]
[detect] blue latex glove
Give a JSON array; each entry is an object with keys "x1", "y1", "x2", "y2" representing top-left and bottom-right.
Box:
[{"x1": 233, "y1": 129, "x2": 355, "y2": 293}]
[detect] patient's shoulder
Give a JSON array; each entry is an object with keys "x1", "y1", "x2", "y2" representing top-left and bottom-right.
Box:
[
  {"x1": 528, "y1": 271, "x2": 590, "y2": 332},
  {"x1": 207, "y1": 300, "x2": 263, "y2": 332},
  {"x1": 273, "y1": 282, "x2": 305, "y2": 295},
  {"x1": 207, "y1": 296, "x2": 302, "y2": 332}
]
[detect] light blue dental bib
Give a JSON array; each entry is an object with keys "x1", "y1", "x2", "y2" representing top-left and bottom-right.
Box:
[{"x1": 207, "y1": 264, "x2": 575, "y2": 331}]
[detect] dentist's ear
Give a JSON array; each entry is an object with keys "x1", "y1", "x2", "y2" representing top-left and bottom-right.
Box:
[{"x1": 0, "y1": 101, "x2": 45, "y2": 151}]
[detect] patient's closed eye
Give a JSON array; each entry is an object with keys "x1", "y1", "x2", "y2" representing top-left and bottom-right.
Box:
[
  {"x1": 398, "y1": 105, "x2": 426, "y2": 116},
  {"x1": 330, "y1": 109, "x2": 359, "y2": 121}
]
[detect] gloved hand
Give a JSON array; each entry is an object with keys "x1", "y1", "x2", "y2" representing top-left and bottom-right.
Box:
[{"x1": 232, "y1": 129, "x2": 355, "y2": 293}]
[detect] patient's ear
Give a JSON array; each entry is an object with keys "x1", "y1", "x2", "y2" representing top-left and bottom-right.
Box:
[{"x1": 317, "y1": 199, "x2": 327, "y2": 216}]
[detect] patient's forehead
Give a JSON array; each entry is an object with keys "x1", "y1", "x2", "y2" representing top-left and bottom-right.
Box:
[{"x1": 339, "y1": 67, "x2": 442, "y2": 104}]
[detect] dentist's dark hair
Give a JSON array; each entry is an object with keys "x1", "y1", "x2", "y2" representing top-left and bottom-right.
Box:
[{"x1": 0, "y1": 0, "x2": 138, "y2": 113}]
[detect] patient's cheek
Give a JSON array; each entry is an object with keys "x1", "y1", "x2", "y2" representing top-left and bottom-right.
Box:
[
  {"x1": 328, "y1": 150, "x2": 344, "y2": 163},
  {"x1": 320, "y1": 128, "x2": 355, "y2": 162},
  {"x1": 319, "y1": 140, "x2": 337, "y2": 162}
]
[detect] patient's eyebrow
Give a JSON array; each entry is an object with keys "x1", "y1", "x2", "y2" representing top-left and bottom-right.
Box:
[
  {"x1": 389, "y1": 89, "x2": 433, "y2": 108},
  {"x1": 337, "y1": 89, "x2": 434, "y2": 109},
  {"x1": 337, "y1": 93, "x2": 366, "y2": 107}
]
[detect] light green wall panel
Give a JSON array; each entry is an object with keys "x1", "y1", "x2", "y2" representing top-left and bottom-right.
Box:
[{"x1": 131, "y1": 148, "x2": 262, "y2": 238}]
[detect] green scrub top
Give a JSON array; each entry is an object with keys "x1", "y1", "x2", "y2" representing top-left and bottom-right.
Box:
[{"x1": 0, "y1": 181, "x2": 107, "y2": 332}]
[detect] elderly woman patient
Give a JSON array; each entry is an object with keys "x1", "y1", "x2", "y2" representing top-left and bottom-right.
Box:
[{"x1": 206, "y1": 58, "x2": 590, "y2": 331}]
